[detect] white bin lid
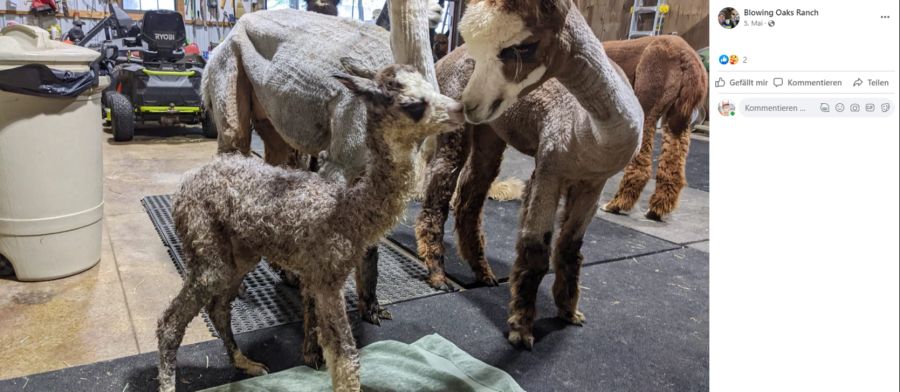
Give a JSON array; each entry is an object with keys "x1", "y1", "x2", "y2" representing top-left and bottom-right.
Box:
[{"x1": 0, "y1": 24, "x2": 100, "y2": 72}]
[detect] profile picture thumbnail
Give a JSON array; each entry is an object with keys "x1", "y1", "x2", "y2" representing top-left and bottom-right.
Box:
[
  {"x1": 718, "y1": 7, "x2": 740, "y2": 29},
  {"x1": 718, "y1": 100, "x2": 736, "y2": 116}
]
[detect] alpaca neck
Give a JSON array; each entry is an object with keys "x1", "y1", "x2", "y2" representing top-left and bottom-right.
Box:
[
  {"x1": 338, "y1": 121, "x2": 414, "y2": 242},
  {"x1": 390, "y1": 0, "x2": 438, "y2": 89},
  {"x1": 556, "y1": 9, "x2": 642, "y2": 146}
]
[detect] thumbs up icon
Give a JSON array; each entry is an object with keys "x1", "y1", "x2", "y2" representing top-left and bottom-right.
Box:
[{"x1": 715, "y1": 77, "x2": 725, "y2": 88}]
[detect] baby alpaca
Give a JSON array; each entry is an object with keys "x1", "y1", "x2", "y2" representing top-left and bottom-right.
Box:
[{"x1": 156, "y1": 63, "x2": 463, "y2": 392}]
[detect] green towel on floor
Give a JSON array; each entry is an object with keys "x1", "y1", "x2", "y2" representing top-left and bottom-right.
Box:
[{"x1": 201, "y1": 334, "x2": 524, "y2": 392}]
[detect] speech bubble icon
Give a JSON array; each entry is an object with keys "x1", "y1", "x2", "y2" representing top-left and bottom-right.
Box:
[{"x1": 773, "y1": 77, "x2": 783, "y2": 87}]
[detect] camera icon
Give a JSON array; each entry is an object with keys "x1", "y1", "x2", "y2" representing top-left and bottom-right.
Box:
[{"x1": 850, "y1": 103, "x2": 860, "y2": 112}]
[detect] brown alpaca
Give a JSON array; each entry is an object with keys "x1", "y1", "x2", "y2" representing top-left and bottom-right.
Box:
[
  {"x1": 601, "y1": 36, "x2": 707, "y2": 220},
  {"x1": 307, "y1": 0, "x2": 340, "y2": 16},
  {"x1": 419, "y1": 0, "x2": 644, "y2": 350},
  {"x1": 415, "y1": 35, "x2": 705, "y2": 293},
  {"x1": 156, "y1": 64, "x2": 464, "y2": 392}
]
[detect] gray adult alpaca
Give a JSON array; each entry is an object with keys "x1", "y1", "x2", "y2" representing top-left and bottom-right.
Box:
[{"x1": 157, "y1": 64, "x2": 465, "y2": 392}]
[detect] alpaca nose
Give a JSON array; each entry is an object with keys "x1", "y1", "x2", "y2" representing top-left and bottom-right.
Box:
[
  {"x1": 447, "y1": 101, "x2": 465, "y2": 124},
  {"x1": 463, "y1": 103, "x2": 481, "y2": 123}
]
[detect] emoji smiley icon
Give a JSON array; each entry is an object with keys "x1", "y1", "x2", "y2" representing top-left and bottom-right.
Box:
[{"x1": 729, "y1": 55, "x2": 739, "y2": 65}]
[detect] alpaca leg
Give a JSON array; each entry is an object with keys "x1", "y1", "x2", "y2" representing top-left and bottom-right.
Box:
[
  {"x1": 313, "y1": 282, "x2": 361, "y2": 392},
  {"x1": 508, "y1": 170, "x2": 562, "y2": 349},
  {"x1": 646, "y1": 125, "x2": 691, "y2": 221},
  {"x1": 453, "y1": 125, "x2": 505, "y2": 286},
  {"x1": 215, "y1": 49, "x2": 252, "y2": 154},
  {"x1": 207, "y1": 251, "x2": 268, "y2": 376},
  {"x1": 300, "y1": 286, "x2": 324, "y2": 368},
  {"x1": 355, "y1": 245, "x2": 392, "y2": 325},
  {"x1": 602, "y1": 113, "x2": 657, "y2": 214},
  {"x1": 552, "y1": 181, "x2": 604, "y2": 326},
  {"x1": 253, "y1": 118, "x2": 295, "y2": 167},
  {"x1": 157, "y1": 276, "x2": 213, "y2": 392},
  {"x1": 208, "y1": 289, "x2": 269, "y2": 376},
  {"x1": 416, "y1": 127, "x2": 470, "y2": 291}
]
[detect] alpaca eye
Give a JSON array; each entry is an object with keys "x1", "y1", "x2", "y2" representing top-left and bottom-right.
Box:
[
  {"x1": 498, "y1": 42, "x2": 538, "y2": 61},
  {"x1": 401, "y1": 100, "x2": 427, "y2": 122}
]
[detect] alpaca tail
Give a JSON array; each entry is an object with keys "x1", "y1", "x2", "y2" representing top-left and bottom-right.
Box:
[
  {"x1": 487, "y1": 178, "x2": 525, "y2": 201},
  {"x1": 666, "y1": 48, "x2": 708, "y2": 132}
]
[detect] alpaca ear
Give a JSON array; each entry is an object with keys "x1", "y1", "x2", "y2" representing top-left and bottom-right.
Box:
[
  {"x1": 539, "y1": 0, "x2": 570, "y2": 25},
  {"x1": 333, "y1": 73, "x2": 390, "y2": 105},
  {"x1": 339, "y1": 57, "x2": 376, "y2": 79}
]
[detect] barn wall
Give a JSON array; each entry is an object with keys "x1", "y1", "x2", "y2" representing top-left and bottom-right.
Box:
[{"x1": 574, "y1": 0, "x2": 709, "y2": 49}]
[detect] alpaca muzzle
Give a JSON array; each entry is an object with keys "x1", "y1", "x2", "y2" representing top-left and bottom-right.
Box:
[{"x1": 446, "y1": 101, "x2": 466, "y2": 127}]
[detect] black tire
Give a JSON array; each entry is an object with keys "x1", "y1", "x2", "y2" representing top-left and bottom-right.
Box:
[
  {"x1": 201, "y1": 114, "x2": 218, "y2": 139},
  {"x1": 108, "y1": 92, "x2": 134, "y2": 142},
  {"x1": 101, "y1": 91, "x2": 113, "y2": 129}
]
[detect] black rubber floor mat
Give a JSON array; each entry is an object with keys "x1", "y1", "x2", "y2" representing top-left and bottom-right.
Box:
[
  {"x1": 142, "y1": 195, "x2": 444, "y2": 336},
  {"x1": 388, "y1": 199, "x2": 681, "y2": 288},
  {"x1": 0, "y1": 248, "x2": 708, "y2": 392}
]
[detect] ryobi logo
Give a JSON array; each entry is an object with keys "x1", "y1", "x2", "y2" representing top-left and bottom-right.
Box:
[{"x1": 154, "y1": 32, "x2": 176, "y2": 40}]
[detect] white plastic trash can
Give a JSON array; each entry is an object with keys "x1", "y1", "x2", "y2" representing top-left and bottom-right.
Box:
[{"x1": 0, "y1": 25, "x2": 107, "y2": 281}]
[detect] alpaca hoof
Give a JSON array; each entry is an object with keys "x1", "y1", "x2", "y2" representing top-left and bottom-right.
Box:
[
  {"x1": 158, "y1": 382, "x2": 176, "y2": 392},
  {"x1": 237, "y1": 282, "x2": 248, "y2": 299},
  {"x1": 644, "y1": 210, "x2": 664, "y2": 221},
  {"x1": 361, "y1": 304, "x2": 392, "y2": 325},
  {"x1": 600, "y1": 202, "x2": 625, "y2": 215},
  {"x1": 427, "y1": 275, "x2": 456, "y2": 292},
  {"x1": 558, "y1": 309, "x2": 586, "y2": 326},
  {"x1": 304, "y1": 350, "x2": 325, "y2": 369},
  {"x1": 507, "y1": 330, "x2": 534, "y2": 350},
  {"x1": 234, "y1": 352, "x2": 269, "y2": 376},
  {"x1": 475, "y1": 272, "x2": 499, "y2": 287}
]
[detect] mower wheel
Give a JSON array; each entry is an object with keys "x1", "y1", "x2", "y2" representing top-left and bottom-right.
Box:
[
  {"x1": 201, "y1": 114, "x2": 218, "y2": 139},
  {"x1": 108, "y1": 92, "x2": 134, "y2": 142}
]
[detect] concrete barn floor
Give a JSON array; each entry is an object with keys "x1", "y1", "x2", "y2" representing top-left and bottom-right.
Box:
[{"x1": 0, "y1": 125, "x2": 709, "y2": 390}]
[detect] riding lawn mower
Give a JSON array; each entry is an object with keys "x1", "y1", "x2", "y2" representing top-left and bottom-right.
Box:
[{"x1": 96, "y1": 8, "x2": 215, "y2": 141}]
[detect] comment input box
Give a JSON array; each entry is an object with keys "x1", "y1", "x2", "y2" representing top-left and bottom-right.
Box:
[{"x1": 739, "y1": 98, "x2": 894, "y2": 117}]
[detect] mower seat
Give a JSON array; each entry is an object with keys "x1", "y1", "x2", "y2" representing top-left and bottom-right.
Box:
[{"x1": 140, "y1": 10, "x2": 187, "y2": 66}]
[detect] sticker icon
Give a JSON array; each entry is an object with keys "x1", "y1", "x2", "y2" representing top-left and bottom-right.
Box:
[
  {"x1": 882, "y1": 103, "x2": 891, "y2": 112},
  {"x1": 719, "y1": 55, "x2": 729, "y2": 65}
]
